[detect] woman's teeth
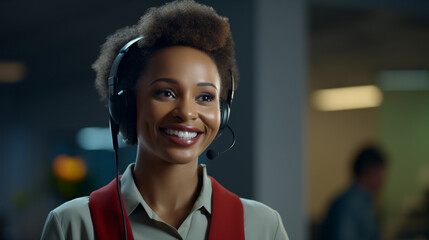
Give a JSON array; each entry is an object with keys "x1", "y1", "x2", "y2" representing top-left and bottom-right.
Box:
[{"x1": 164, "y1": 129, "x2": 198, "y2": 139}]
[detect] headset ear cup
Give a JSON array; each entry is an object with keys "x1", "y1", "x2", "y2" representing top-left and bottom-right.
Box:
[
  {"x1": 109, "y1": 92, "x2": 121, "y2": 135},
  {"x1": 218, "y1": 99, "x2": 230, "y2": 136},
  {"x1": 117, "y1": 90, "x2": 137, "y2": 145},
  {"x1": 125, "y1": 91, "x2": 137, "y2": 144}
]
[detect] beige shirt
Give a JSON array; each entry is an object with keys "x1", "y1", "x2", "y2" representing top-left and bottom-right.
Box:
[{"x1": 41, "y1": 164, "x2": 289, "y2": 240}]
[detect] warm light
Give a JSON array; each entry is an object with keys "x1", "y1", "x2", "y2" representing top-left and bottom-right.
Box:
[
  {"x1": 53, "y1": 154, "x2": 87, "y2": 182},
  {"x1": 313, "y1": 85, "x2": 383, "y2": 111},
  {"x1": 0, "y1": 61, "x2": 26, "y2": 83}
]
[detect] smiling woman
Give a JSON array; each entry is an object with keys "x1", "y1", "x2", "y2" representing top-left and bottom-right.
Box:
[
  {"x1": 135, "y1": 46, "x2": 221, "y2": 165},
  {"x1": 40, "y1": 1, "x2": 288, "y2": 239}
]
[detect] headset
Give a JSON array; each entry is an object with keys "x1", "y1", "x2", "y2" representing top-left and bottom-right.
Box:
[
  {"x1": 108, "y1": 36, "x2": 235, "y2": 146},
  {"x1": 107, "y1": 36, "x2": 235, "y2": 240}
]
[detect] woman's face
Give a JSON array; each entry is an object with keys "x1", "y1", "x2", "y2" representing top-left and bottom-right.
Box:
[{"x1": 136, "y1": 46, "x2": 221, "y2": 164}]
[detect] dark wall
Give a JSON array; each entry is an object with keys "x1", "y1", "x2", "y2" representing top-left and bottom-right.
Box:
[{"x1": 0, "y1": 0, "x2": 253, "y2": 238}]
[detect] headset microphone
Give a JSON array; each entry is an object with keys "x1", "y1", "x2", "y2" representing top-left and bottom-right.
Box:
[{"x1": 206, "y1": 124, "x2": 236, "y2": 160}]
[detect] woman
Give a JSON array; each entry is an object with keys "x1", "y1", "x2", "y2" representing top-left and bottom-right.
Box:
[{"x1": 41, "y1": 1, "x2": 288, "y2": 239}]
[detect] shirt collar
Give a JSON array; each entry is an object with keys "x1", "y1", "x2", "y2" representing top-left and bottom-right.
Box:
[
  {"x1": 120, "y1": 164, "x2": 143, "y2": 216},
  {"x1": 120, "y1": 163, "x2": 213, "y2": 217},
  {"x1": 193, "y1": 164, "x2": 212, "y2": 214}
]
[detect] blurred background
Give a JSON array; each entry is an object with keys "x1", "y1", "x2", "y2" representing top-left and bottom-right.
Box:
[{"x1": 1, "y1": 0, "x2": 428, "y2": 239}]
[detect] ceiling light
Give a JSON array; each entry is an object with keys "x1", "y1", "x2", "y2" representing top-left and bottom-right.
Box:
[
  {"x1": 77, "y1": 127, "x2": 125, "y2": 150},
  {"x1": 378, "y1": 70, "x2": 429, "y2": 91},
  {"x1": 313, "y1": 85, "x2": 383, "y2": 111}
]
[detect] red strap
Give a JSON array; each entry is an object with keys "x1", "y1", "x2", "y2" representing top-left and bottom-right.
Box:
[
  {"x1": 89, "y1": 177, "x2": 134, "y2": 240},
  {"x1": 208, "y1": 176, "x2": 245, "y2": 240},
  {"x1": 89, "y1": 176, "x2": 244, "y2": 240}
]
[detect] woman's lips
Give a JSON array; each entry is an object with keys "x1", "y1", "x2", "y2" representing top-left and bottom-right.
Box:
[{"x1": 160, "y1": 125, "x2": 203, "y2": 147}]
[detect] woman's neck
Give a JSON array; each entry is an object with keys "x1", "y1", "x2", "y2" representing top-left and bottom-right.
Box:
[{"x1": 132, "y1": 150, "x2": 201, "y2": 228}]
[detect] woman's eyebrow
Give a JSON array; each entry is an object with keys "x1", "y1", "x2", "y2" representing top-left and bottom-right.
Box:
[
  {"x1": 150, "y1": 78, "x2": 178, "y2": 86},
  {"x1": 197, "y1": 82, "x2": 218, "y2": 90},
  {"x1": 150, "y1": 79, "x2": 218, "y2": 90}
]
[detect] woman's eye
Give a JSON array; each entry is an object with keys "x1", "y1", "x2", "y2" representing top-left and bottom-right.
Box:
[
  {"x1": 197, "y1": 94, "x2": 215, "y2": 102},
  {"x1": 155, "y1": 89, "x2": 176, "y2": 98}
]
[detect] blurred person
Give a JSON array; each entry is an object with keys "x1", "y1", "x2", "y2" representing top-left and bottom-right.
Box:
[
  {"x1": 40, "y1": 0, "x2": 288, "y2": 239},
  {"x1": 323, "y1": 145, "x2": 387, "y2": 240}
]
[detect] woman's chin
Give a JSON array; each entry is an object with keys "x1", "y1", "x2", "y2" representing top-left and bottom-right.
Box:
[{"x1": 161, "y1": 149, "x2": 202, "y2": 165}]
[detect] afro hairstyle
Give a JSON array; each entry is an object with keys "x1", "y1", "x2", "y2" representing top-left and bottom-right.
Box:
[{"x1": 92, "y1": 0, "x2": 239, "y2": 103}]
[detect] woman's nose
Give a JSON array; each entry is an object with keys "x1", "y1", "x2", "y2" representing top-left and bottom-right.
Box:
[{"x1": 173, "y1": 98, "x2": 198, "y2": 121}]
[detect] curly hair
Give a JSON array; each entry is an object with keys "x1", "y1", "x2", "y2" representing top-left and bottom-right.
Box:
[{"x1": 92, "y1": 0, "x2": 238, "y2": 103}]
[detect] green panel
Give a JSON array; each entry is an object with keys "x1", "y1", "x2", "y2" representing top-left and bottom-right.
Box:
[{"x1": 380, "y1": 90, "x2": 429, "y2": 220}]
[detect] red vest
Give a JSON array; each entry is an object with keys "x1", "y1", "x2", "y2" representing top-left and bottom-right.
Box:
[{"x1": 89, "y1": 176, "x2": 244, "y2": 240}]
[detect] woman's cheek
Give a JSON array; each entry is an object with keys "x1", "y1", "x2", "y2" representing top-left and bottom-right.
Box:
[{"x1": 201, "y1": 107, "x2": 221, "y2": 134}]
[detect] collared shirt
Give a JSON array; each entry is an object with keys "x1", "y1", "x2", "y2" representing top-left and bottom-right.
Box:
[{"x1": 41, "y1": 164, "x2": 289, "y2": 240}]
